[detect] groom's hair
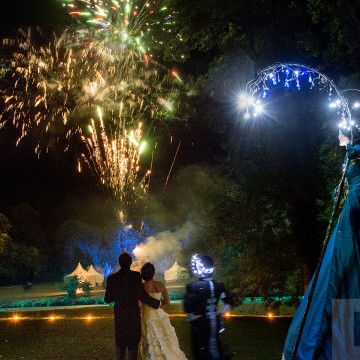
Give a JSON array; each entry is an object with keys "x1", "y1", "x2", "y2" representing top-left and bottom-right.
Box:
[
  {"x1": 141, "y1": 263, "x2": 155, "y2": 281},
  {"x1": 119, "y1": 252, "x2": 132, "y2": 269}
]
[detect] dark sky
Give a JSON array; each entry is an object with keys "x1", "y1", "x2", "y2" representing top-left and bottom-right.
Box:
[
  {"x1": 0, "y1": 125, "x2": 114, "y2": 231},
  {"x1": 0, "y1": 0, "x2": 67, "y2": 36},
  {"x1": 0, "y1": 2, "x2": 69, "y2": 224},
  {"x1": 0, "y1": 1, "x2": 116, "y2": 229},
  {"x1": 0, "y1": 1, "x2": 133, "y2": 230}
]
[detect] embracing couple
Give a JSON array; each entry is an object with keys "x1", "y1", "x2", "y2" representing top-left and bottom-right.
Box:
[{"x1": 104, "y1": 252, "x2": 187, "y2": 360}]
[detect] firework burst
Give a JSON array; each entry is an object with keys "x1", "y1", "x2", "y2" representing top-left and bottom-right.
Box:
[
  {"x1": 0, "y1": 0, "x2": 181, "y2": 220},
  {"x1": 61, "y1": 0, "x2": 172, "y2": 56}
]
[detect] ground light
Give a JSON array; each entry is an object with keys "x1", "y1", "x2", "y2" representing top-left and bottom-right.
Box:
[{"x1": 1, "y1": 312, "x2": 293, "y2": 322}]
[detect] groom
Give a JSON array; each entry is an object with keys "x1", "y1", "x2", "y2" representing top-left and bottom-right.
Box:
[{"x1": 105, "y1": 252, "x2": 162, "y2": 360}]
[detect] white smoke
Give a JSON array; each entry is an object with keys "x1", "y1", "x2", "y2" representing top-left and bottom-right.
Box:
[{"x1": 134, "y1": 221, "x2": 194, "y2": 273}]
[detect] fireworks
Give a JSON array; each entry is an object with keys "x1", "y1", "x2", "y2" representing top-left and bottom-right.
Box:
[
  {"x1": 0, "y1": 0, "x2": 182, "y2": 220},
  {"x1": 61, "y1": 0, "x2": 176, "y2": 58},
  {"x1": 82, "y1": 108, "x2": 151, "y2": 218}
]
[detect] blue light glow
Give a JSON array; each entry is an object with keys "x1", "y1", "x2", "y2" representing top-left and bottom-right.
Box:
[{"x1": 240, "y1": 62, "x2": 354, "y2": 128}]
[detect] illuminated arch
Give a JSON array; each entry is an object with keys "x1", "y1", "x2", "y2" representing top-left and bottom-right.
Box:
[{"x1": 241, "y1": 62, "x2": 353, "y2": 131}]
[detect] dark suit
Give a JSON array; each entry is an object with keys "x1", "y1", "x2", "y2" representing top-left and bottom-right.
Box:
[{"x1": 104, "y1": 268, "x2": 160, "y2": 360}]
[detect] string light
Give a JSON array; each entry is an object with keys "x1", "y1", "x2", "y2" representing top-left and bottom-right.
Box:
[{"x1": 240, "y1": 62, "x2": 355, "y2": 130}]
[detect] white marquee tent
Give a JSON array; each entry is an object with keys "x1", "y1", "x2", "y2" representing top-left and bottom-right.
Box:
[
  {"x1": 164, "y1": 261, "x2": 189, "y2": 282},
  {"x1": 86, "y1": 265, "x2": 104, "y2": 287},
  {"x1": 64, "y1": 262, "x2": 104, "y2": 287},
  {"x1": 64, "y1": 262, "x2": 86, "y2": 279}
]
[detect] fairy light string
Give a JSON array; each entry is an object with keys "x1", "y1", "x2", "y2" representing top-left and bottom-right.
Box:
[{"x1": 241, "y1": 62, "x2": 354, "y2": 132}]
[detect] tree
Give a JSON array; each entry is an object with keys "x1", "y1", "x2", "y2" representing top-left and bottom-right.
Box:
[
  {"x1": 0, "y1": 213, "x2": 46, "y2": 284},
  {"x1": 55, "y1": 219, "x2": 102, "y2": 272},
  {"x1": 10, "y1": 203, "x2": 47, "y2": 251},
  {"x1": 0, "y1": 213, "x2": 11, "y2": 255},
  {"x1": 307, "y1": 0, "x2": 360, "y2": 72},
  {"x1": 171, "y1": 164, "x2": 301, "y2": 304},
  {"x1": 153, "y1": 0, "x2": 318, "y2": 68}
]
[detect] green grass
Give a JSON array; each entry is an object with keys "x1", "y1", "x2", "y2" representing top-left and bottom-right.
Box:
[
  {"x1": 0, "y1": 284, "x2": 294, "y2": 359},
  {"x1": 0, "y1": 307, "x2": 291, "y2": 359},
  {"x1": 0, "y1": 283, "x2": 298, "y2": 316}
]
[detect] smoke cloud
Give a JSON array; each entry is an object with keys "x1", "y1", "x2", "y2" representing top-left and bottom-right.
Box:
[{"x1": 134, "y1": 221, "x2": 194, "y2": 273}]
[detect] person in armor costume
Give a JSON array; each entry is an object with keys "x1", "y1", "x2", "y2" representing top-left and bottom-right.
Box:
[{"x1": 184, "y1": 254, "x2": 233, "y2": 360}]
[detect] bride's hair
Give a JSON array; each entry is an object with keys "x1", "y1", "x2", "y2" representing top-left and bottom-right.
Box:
[{"x1": 141, "y1": 262, "x2": 155, "y2": 281}]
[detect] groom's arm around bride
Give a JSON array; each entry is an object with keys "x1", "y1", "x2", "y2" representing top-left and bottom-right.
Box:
[{"x1": 104, "y1": 252, "x2": 161, "y2": 360}]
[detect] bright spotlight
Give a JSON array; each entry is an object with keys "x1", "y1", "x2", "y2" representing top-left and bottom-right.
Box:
[
  {"x1": 254, "y1": 103, "x2": 263, "y2": 114},
  {"x1": 237, "y1": 93, "x2": 249, "y2": 109},
  {"x1": 329, "y1": 99, "x2": 341, "y2": 108}
]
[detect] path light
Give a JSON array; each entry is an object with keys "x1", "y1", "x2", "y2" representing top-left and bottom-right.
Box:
[
  {"x1": 48, "y1": 314, "x2": 60, "y2": 322},
  {"x1": 11, "y1": 314, "x2": 21, "y2": 322}
]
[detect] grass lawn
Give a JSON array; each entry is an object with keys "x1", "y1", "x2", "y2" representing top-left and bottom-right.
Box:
[
  {"x1": 0, "y1": 284, "x2": 293, "y2": 358},
  {"x1": 0, "y1": 283, "x2": 68, "y2": 302},
  {"x1": 0, "y1": 306, "x2": 291, "y2": 359}
]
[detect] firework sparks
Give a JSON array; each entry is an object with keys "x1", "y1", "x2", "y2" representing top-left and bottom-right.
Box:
[
  {"x1": 81, "y1": 108, "x2": 150, "y2": 215},
  {"x1": 0, "y1": 0, "x2": 182, "y2": 220}
]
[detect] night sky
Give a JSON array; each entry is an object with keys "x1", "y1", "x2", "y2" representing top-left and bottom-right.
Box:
[
  {"x1": 0, "y1": 0, "x2": 67, "y2": 36},
  {"x1": 0, "y1": 1, "x2": 115, "y2": 229}
]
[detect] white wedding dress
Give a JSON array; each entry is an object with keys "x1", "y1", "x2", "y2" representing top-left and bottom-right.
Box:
[{"x1": 139, "y1": 293, "x2": 188, "y2": 360}]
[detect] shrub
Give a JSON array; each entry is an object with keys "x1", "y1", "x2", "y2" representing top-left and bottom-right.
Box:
[{"x1": 61, "y1": 275, "x2": 91, "y2": 298}]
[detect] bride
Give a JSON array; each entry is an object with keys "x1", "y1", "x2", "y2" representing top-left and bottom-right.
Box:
[{"x1": 138, "y1": 262, "x2": 187, "y2": 360}]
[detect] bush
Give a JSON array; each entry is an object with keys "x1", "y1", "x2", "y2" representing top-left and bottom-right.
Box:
[{"x1": 60, "y1": 275, "x2": 91, "y2": 298}]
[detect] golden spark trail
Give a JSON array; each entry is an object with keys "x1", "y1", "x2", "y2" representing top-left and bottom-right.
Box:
[
  {"x1": 0, "y1": 0, "x2": 182, "y2": 220},
  {"x1": 164, "y1": 140, "x2": 181, "y2": 190}
]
